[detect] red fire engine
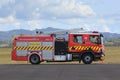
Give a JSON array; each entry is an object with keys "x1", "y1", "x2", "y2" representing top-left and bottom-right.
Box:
[{"x1": 12, "y1": 31, "x2": 105, "y2": 64}]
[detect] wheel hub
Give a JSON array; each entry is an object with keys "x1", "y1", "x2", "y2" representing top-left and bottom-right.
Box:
[{"x1": 85, "y1": 56, "x2": 91, "y2": 62}]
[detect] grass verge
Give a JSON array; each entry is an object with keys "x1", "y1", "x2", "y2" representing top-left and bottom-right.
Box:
[{"x1": 0, "y1": 46, "x2": 120, "y2": 64}]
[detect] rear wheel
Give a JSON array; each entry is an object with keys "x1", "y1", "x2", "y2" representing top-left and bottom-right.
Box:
[
  {"x1": 82, "y1": 53, "x2": 93, "y2": 64},
  {"x1": 29, "y1": 54, "x2": 40, "y2": 65}
]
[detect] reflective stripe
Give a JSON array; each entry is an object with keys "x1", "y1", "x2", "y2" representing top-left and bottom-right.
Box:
[
  {"x1": 69, "y1": 46, "x2": 101, "y2": 51},
  {"x1": 81, "y1": 47, "x2": 84, "y2": 50},
  {"x1": 14, "y1": 46, "x2": 54, "y2": 50}
]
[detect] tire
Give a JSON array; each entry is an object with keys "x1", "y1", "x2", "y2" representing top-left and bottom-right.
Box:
[
  {"x1": 29, "y1": 54, "x2": 40, "y2": 65},
  {"x1": 82, "y1": 53, "x2": 93, "y2": 64}
]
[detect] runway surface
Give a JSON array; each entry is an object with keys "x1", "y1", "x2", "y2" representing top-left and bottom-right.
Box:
[{"x1": 0, "y1": 64, "x2": 120, "y2": 80}]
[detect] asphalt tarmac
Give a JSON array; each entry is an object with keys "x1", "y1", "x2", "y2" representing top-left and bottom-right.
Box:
[{"x1": 0, "y1": 64, "x2": 120, "y2": 80}]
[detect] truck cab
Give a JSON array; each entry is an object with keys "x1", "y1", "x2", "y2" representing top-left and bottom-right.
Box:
[{"x1": 68, "y1": 32, "x2": 105, "y2": 64}]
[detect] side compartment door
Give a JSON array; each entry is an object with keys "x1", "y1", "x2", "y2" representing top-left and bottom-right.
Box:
[{"x1": 42, "y1": 42, "x2": 54, "y2": 60}]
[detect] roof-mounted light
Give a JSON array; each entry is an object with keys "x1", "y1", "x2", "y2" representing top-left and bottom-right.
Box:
[{"x1": 93, "y1": 31, "x2": 99, "y2": 33}]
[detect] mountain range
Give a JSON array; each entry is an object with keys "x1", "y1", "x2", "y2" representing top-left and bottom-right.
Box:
[{"x1": 0, "y1": 27, "x2": 120, "y2": 43}]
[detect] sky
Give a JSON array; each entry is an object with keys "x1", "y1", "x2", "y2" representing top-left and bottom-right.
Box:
[{"x1": 0, "y1": 0, "x2": 120, "y2": 33}]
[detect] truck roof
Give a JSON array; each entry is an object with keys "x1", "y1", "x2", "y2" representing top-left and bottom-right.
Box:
[{"x1": 70, "y1": 33, "x2": 100, "y2": 35}]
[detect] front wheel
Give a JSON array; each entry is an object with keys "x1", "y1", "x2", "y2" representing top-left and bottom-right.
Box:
[
  {"x1": 29, "y1": 54, "x2": 40, "y2": 65},
  {"x1": 82, "y1": 53, "x2": 93, "y2": 64}
]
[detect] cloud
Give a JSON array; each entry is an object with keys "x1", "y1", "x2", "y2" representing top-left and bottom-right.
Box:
[
  {"x1": 42, "y1": 0, "x2": 96, "y2": 19},
  {"x1": 94, "y1": 18, "x2": 111, "y2": 32},
  {"x1": 27, "y1": 20, "x2": 41, "y2": 30},
  {"x1": 102, "y1": 25, "x2": 111, "y2": 32},
  {"x1": 0, "y1": 15, "x2": 21, "y2": 30},
  {"x1": 0, "y1": 15, "x2": 14, "y2": 23},
  {"x1": 0, "y1": 0, "x2": 15, "y2": 6},
  {"x1": 13, "y1": 21, "x2": 21, "y2": 28},
  {"x1": 83, "y1": 24, "x2": 91, "y2": 31},
  {"x1": 0, "y1": 0, "x2": 113, "y2": 33},
  {"x1": 0, "y1": 0, "x2": 96, "y2": 20},
  {"x1": 96, "y1": 19, "x2": 106, "y2": 24}
]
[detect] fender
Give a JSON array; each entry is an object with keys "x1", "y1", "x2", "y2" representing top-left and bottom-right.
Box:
[{"x1": 28, "y1": 51, "x2": 42, "y2": 62}]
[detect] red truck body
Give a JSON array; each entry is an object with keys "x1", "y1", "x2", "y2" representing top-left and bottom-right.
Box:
[{"x1": 12, "y1": 32, "x2": 105, "y2": 64}]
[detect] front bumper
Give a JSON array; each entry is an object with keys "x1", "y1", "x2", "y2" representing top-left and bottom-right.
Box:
[
  {"x1": 95, "y1": 52, "x2": 105, "y2": 61},
  {"x1": 100, "y1": 54, "x2": 105, "y2": 61}
]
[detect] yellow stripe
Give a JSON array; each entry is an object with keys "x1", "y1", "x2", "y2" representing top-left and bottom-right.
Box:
[
  {"x1": 23, "y1": 47, "x2": 26, "y2": 50},
  {"x1": 83, "y1": 46, "x2": 85, "y2": 50},
  {"x1": 42, "y1": 46, "x2": 45, "y2": 50},
  {"x1": 16, "y1": 47, "x2": 19, "y2": 50},
  {"x1": 84, "y1": 47, "x2": 87, "y2": 50},
  {"x1": 91, "y1": 46, "x2": 93, "y2": 50},
  {"x1": 51, "y1": 47, "x2": 54, "y2": 50},
  {"x1": 93, "y1": 46, "x2": 95, "y2": 50},
  {"x1": 69, "y1": 47, "x2": 72, "y2": 51},
  {"x1": 98, "y1": 47, "x2": 101, "y2": 51},
  {"x1": 98, "y1": 47, "x2": 100, "y2": 51},
  {"x1": 14, "y1": 47, "x2": 16, "y2": 50},
  {"x1": 19, "y1": 47, "x2": 21, "y2": 50},
  {"x1": 81, "y1": 46, "x2": 83, "y2": 50},
  {"x1": 48, "y1": 46, "x2": 50, "y2": 50},
  {"x1": 74, "y1": 46, "x2": 78, "y2": 50},
  {"x1": 14, "y1": 46, "x2": 54, "y2": 50},
  {"x1": 95, "y1": 47, "x2": 98, "y2": 50},
  {"x1": 68, "y1": 46, "x2": 101, "y2": 51},
  {"x1": 17, "y1": 47, "x2": 19, "y2": 50},
  {"x1": 93, "y1": 47, "x2": 96, "y2": 50},
  {"x1": 44, "y1": 46, "x2": 47, "y2": 50},
  {"x1": 46, "y1": 46, "x2": 49, "y2": 50},
  {"x1": 40, "y1": 46, "x2": 43, "y2": 50},
  {"x1": 21, "y1": 47, "x2": 23, "y2": 50},
  {"x1": 87, "y1": 46, "x2": 90, "y2": 50},
  {"x1": 31, "y1": 46, "x2": 33, "y2": 51},
  {"x1": 78, "y1": 46, "x2": 81, "y2": 50}
]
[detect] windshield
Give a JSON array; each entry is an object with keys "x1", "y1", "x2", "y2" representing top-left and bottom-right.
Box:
[
  {"x1": 90, "y1": 35, "x2": 99, "y2": 44},
  {"x1": 90, "y1": 35, "x2": 103, "y2": 44}
]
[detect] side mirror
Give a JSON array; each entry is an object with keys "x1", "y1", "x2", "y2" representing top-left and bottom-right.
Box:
[
  {"x1": 97, "y1": 39, "x2": 101, "y2": 44},
  {"x1": 100, "y1": 34, "x2": 104, "y2": 37}
]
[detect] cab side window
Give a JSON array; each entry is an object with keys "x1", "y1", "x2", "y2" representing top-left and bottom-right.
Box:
[
  {"x1": 90, "y1": 35, "x2": 99, "y2": 44},
  {"x1": 73, "y1": 35, "x2": 82, "y2": 44}
]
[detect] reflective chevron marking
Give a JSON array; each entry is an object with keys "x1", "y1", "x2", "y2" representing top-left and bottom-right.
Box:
[
  {"x1": 69, "y1": 46, "x2": 101, "y2": 51},
  {"x1": 14, "y1": 46, "x2": 54, "y2": 50}
]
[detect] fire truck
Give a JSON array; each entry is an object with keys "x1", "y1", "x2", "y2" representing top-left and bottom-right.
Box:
[{"x1": 12, "y1": 31, "x2": 105, "y2": 64}]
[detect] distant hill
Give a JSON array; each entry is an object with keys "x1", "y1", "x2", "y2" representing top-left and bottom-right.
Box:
[
  {"x1": 0, "y1": 27, "x2": 62, "y2": 41},
  {"x1": 102, "y1": 32, "x2": 120, "y2": 40},
  {"x1": 0, "y1": 27, "x2": 120, "y2": 46},
  {"x1": 35, "y1": 27, "x2": 61, "y2": 33}
]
